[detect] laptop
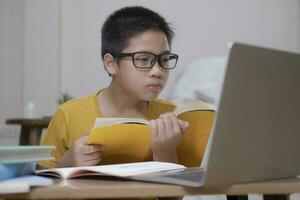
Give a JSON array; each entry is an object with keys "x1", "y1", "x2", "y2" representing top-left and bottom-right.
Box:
[{"x1": 130, "y1": 42, "x2": 300, "y2": 187}]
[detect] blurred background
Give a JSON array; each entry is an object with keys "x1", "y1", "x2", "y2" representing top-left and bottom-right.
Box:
[{"x1": 1, "y1": 0, "x2": 300, "y2": 145}]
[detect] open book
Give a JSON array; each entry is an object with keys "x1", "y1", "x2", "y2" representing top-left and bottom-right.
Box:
[
  {"x1": 87, "y1": 100, "x2": 215, "y2": 167},
  {"x1": 36, "y1": 161, "x2": 185, "y2": 179}
]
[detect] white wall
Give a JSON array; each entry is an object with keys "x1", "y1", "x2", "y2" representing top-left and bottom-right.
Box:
[
  {"x1": 1, "y1": 0, "x2": 300, "y2": 127},
  {"x1": 60, "y1": 0, "x2": 300, "y2": 100},
  {"x1": 0, "y1": 0, "x2": 24, "y2": 124},
  {"x1": 24, "y1": 0, "x2": 60, "y2": 118}
]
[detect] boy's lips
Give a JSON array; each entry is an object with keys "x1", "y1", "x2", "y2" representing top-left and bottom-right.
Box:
[{"x1": 146, "y1": 83, "x2": 162, "y2": 92}]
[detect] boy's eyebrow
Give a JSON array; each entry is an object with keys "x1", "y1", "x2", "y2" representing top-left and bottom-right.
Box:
[
  {"x1": 160, "y1": 50, "x2": 171, "y2": 54},
  {"x1": 127, "y1": 50, "x2": 172, "y2": 54}
]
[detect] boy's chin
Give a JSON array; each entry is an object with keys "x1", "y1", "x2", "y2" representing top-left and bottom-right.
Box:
[{"x1": 142, "y1": 93, "x2": 160, "y2": 101}]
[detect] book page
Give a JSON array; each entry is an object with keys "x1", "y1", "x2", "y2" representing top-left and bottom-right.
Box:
[
  {"x1": 174, "y1": 100, "x2": 213, "y2": 116},
  {"x1": 36, "y1": 167, "x2": 78, "y2": 179},
  {"x1": 37, "y1": 161, "x2": 186, "y2": 179},
  {"x1": 81, "y1": 161, "x2": 186, "y2": 177},
  {"x1": 93, "y1": 118, "x2": 150, "y2": 128}
]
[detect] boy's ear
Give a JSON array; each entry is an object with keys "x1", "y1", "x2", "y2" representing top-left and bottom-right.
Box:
[{"x1": 103, "y1": 53, "x2": 118, "y2": 76}]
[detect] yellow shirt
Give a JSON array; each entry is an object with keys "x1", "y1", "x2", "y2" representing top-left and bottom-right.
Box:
[{"x1": 39, "y1": 92, "x2": 176, "y2": 168}]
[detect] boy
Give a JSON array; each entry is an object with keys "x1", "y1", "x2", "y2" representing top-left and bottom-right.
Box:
[{"x1": 39, "y1": 6, "x2": 188, "y2": 169}]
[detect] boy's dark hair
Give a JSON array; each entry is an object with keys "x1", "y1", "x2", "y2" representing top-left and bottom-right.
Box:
[{"x1": 101, "y1": 6, "x2": 174, "y2": 59}]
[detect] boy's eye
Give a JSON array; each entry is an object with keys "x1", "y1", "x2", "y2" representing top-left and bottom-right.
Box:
[
  {"x1": 134, "y1": 54, "x2": 154, "y2": 68},
  {"x1": 161, "y1": 57, "x2": 169, "y2": 63},
  {"x1": 161, "y1": 55, "x2": 173, "y2": 63},
  {"x1": 136, "y1": 57, "x2": 150, "y2": 62}
]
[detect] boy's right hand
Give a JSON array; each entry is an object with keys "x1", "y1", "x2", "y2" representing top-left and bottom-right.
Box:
[{"x1": 57, "y1": 133, "x2": 105, "y2": 167}]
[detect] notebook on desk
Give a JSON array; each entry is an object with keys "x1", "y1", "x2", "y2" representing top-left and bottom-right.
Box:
[{"x1": 130, "y1": 42, "x2": 300, "y2": 187}]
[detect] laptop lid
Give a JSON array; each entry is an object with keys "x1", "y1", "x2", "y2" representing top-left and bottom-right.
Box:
[
  {"x1": 129, "y1": 42, "x2": 300, "y2": 187},
  {"x1": 203, "y1": 42, "x2": 300, "y2": 186}
]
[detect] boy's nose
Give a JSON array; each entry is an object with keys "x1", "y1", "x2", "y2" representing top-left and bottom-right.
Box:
[{"x1": 149, "y1": 61, "x2": 164, "y2": 77}]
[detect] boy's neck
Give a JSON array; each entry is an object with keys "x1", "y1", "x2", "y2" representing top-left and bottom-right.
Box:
[{"x1": 97, "y1": 85, "x2": 148, "y2": 118}]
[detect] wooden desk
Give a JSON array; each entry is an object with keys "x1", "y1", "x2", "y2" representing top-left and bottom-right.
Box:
[
  {"x1": 5, "y1": 118, "x2": 51, "y2": 145},
  {"x1": 1, "y1": 177, "x2": 300, "y2": 199}
]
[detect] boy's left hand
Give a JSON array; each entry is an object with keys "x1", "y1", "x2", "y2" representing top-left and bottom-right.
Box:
[{"x1": 149, "y1": 112, "x2": 189, "y2": 163}]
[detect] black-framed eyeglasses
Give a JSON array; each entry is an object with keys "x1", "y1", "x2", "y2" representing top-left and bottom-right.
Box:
[{"x1": 113, "y1": 51, "x2": 179, "y2": 70}]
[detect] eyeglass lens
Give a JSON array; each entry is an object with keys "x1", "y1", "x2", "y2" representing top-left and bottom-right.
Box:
[{"x1": 133, "y1": 53, "x2": 177, "y2": 69}]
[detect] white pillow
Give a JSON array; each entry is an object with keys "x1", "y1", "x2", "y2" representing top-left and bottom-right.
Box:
[{"x1": 168, "y1": 57, "x2": 227, "y2": 110}]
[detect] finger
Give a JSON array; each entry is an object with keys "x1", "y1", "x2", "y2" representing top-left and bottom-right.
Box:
[
  {"x1": 169, "y1": 113, "x2": 182, "y2": 135},
  {"x1": 82, "y1": 157, "x2": 102, "y2": 166},
  {"x1": 178, "y1": 119, "x2": 189, "y2": 129},
  {"x1": 178, "y1": 119, "x2": 189, "y2": 132},
  {"x1": 80, "y1": 133, "x2": 90, "y2": 142},
  {"x1": 76, "y1": 132, "x2": 91, "y2": 144},
  {"x1": 74, "y1": 134, "x2": 89, "y2": 147},
  {"x1": 149, "y1": 120, "x2": 159, "y2": 138},
  {"x1": 81, "y1": 144, "x2": 105, "y2": 154},
  {"x1": 160, "y1": 113, "x2": 173, "y2": 136},
  {"x1": 156, "y1": 118, "x2": 166, "y2": 138},
  {"x1": 83, "y1": 152, "x2": 102, "y2": 162},
  {"x1": 82, "y1": 132, "x2": 90, "y2": 136}
]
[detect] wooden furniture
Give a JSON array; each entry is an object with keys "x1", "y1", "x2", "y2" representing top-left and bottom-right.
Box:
[
  {"x1": 5, "y1": 118, "x2": 51, "y2": 145},
  {"x1": 1, "y1": 177, "x2": 299, "y2": 199}
]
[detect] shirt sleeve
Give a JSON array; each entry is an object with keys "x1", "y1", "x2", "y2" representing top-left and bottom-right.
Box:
[{"x1": 38, "y1": 108, "x2": 69, "y2": 169}]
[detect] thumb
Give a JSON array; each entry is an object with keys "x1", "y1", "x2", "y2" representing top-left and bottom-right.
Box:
[
  {"x1": 77, "y1": 132, "x2": 91, "y2": 144},
  {"x1": 178, "y1": 120, "x2": 189, "y2": 131},
  {"x1": 82, "y1": 132, "x2": 90, "y2": 136}
]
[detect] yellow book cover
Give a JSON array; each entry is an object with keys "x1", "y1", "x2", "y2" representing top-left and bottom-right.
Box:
[{"x1": 87, "y1": 100, "x2": 215, "y2": 167}]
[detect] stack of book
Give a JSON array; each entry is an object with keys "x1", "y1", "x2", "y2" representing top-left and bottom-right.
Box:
[{"x1": 0, "y1": 146, "x2": 54, "y2": 181}]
